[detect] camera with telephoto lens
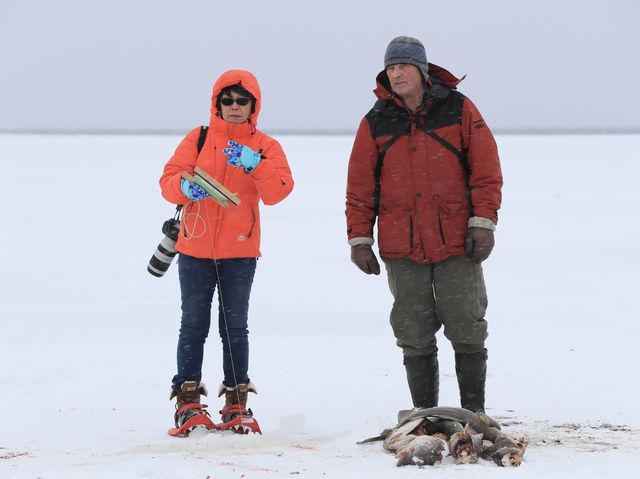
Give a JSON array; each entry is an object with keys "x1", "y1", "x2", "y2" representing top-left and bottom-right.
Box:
[{"x1": 147, "y1": 207, "x2": 182, "y2": 277}]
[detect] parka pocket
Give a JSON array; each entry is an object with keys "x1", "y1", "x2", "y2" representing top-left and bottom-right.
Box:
[
  {"x1": 226, "y1": 203, "x2": 258, "y2": 241},
  {"x1": 378, "y1": 208, "x2": 413, "y2": 256},
  {"x1": 247, "y1": 204, "x2": 258, "y2": 238},
  {"x1": 437, "y1": 202, "x2": 470, "y2": 249}
]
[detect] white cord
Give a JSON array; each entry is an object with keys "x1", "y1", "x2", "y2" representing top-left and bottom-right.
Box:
[
  {"x1": 180, "y1": 201, "x2": 207, "y2": 239},
  {"x1": 201, "y1": 199, "x2": 243, "y2": 406}
]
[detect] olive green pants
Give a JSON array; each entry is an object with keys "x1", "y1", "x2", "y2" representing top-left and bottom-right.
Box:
[{"x1": 382, "y1": 255, "x2": 488, "y2": 357}]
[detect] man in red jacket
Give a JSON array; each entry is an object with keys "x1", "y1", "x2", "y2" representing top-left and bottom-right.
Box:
[{"x1": 345, "y1": 37, "x2": 503, "y2": 414}]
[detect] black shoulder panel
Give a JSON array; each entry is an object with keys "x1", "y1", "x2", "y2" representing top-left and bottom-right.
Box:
[
  {"x1": 417, "y1": 89, "x2": 465, "y2": 133},
  {"x1": 365, "y1": 100, "x2": 411, "y2": 139}
]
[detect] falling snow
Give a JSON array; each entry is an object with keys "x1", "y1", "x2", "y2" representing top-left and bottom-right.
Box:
[{"x1": 1, "y1": 133, "x2": 639, "y2": 478}]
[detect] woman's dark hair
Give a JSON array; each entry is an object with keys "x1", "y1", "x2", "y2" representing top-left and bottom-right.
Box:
[{"x1": 216, "y1": 84, "x2": 256, "y2": 114}]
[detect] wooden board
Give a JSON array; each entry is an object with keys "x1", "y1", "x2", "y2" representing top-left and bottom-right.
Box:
[
  {"x1": 194, "y1": 167, "x2": 241, "y2": 206},
  {"x1": 181, "y1": 172, "x2": 230, "y2": 208}
]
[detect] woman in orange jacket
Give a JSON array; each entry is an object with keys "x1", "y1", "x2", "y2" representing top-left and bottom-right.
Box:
[{"x1": 160, "y1": 70, "x2": 293, "y2": 435}]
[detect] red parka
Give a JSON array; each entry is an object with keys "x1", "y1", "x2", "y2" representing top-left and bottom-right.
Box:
[
  {"x1": 160, "y1": 70, "x2": 294, "y2": 259},
  {"x1": 346, "y1": 64, "x2": 502, "y2": 264}
]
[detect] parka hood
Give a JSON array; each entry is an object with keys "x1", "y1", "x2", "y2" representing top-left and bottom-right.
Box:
[
  {"x1": 210, "y1": 69, "x2": 262, "y2": 128},
  {"x1": 374, "y1": 62, "x2": 465, "y2": 101}
]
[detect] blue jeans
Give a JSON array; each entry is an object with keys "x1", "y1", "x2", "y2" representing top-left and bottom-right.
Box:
[{"x1": 172, "y1": 254, "x2": 257, "y2": 391}]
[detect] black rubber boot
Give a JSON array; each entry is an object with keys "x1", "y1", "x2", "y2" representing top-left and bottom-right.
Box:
[
  {"x1": 455, "y1": 349, "x2": 488, "y2": 413},
  {"x1": 403, "y1": 354, "x2": 439, "y2": 408}
]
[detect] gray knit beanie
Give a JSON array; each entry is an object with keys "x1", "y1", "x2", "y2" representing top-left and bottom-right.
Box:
[{"x1": 384, "y1": 36, "x2": 429, "y2": 80}]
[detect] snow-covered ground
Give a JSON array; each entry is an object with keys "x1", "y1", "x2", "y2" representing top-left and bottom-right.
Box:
[{"x1": 1, "y1": 133, "x2": 639, "y2": 478}]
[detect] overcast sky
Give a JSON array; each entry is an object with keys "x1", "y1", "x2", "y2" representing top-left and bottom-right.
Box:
[{"x1": 1, "y1": 0, "x2": 638, "y2": 133}]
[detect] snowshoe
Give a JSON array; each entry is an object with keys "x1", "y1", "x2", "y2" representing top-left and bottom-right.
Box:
[
  {"x1": 168, "y1": 381, "x2": 214, "y2": 437},
  {"x1": 214, "y1": 382, "x2": 262, "y2": 434},
  {"x1": 217, "y1": 404, "x2": 262, "y2": 434},
  {"x1": 168, "y1": 402, "x2": 215, "y2": 437}
]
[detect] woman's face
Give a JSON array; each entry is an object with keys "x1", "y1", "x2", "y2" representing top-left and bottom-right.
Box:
[{"x1": 219, "y1": 92, "x2": 253, "y2": 124}]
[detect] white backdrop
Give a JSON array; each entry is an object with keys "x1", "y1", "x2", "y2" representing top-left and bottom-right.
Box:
[{"x1": 1, "y1": 0, "x2": 639, "y2": 133}]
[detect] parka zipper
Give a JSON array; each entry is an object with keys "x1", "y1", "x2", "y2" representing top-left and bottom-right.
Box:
[
  {"x1": 438, "y1": 215, "x2": 445, "y2": 245},
  {"x1": 409, "y1": 215, "x2": 414, "y2": 250}
]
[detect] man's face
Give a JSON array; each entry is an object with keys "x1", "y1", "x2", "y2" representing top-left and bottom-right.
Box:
[{"x1": 386, "y1": 63, "x2": 424, "y2": 99}]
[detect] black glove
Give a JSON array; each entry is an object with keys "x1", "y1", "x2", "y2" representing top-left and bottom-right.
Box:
[
  {"x1": 464, "y1": 227, "x2": 495, "y2": 263},
  {"x1": 351, "y1": 244, "x2": 381, "y2": 275}
]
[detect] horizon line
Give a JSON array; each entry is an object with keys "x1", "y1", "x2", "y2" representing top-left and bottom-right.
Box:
[{"x1": 1, "y1": 127, "x2": 640, "y2": 136}]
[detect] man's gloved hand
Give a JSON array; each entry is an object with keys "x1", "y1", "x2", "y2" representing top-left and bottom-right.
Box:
[
  {"x1": 223, "y1": 140, "x2": 262, "y2": 173},
  {"x1": 351, "y1": 244, "x2": 381, "y2": 275},
  {"x1": 464, "y1": 227, "x2": 495, "y2": 263},
  {"x1": 180, "y1": 178, "x2": 209, "y2": 201}
]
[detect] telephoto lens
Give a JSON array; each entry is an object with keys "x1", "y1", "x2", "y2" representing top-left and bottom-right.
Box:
[{"x1": 147, "y1": 218, "x2": 181, "y2": 277}]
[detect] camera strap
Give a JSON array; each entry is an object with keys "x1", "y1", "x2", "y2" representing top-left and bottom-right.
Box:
[{"x1": 197, "y1": 126, "x2": 208, "y2": 155}]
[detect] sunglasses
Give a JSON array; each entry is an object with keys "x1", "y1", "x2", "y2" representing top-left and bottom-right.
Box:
[{"x1": 220, "y1": 97, "x2": 252, "y2": 106}]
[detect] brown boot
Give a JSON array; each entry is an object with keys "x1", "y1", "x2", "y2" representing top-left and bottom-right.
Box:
[
  {"x1": 169, "y1": 381, "x2": 210, "y2": 429},
  {"x1": 170, "y1": 381, "x2": 208, "y2": 408},
  {"x1": 218, "y1": 382, "x2": 257, "y2": 422}
]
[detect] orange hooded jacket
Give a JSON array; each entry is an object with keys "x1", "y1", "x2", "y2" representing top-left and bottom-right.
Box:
[{"x1": 159, "y1": 70, "x2": 294, "y2": 259}]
